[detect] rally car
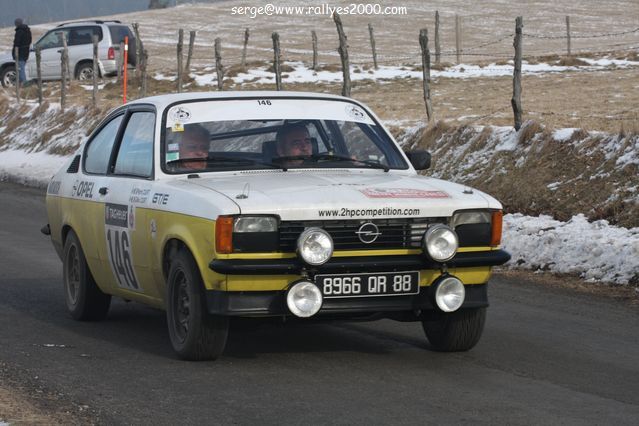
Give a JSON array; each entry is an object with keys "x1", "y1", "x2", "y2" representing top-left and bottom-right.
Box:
[{"x1": 43, "y1": 91, "x2": 510, "y2": 360}]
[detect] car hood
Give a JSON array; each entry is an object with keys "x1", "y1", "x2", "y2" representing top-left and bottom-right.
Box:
[
  {"x1": 0, "y1": 50, "x2": 14, "y2": 64},
  {"x1": 188, "y1": 170, "x2": 501, "y2": 221}
]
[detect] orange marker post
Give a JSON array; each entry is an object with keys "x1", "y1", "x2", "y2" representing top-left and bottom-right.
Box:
[{"x1": 123, "y1": 36, "x2": 129, "y2": 104}]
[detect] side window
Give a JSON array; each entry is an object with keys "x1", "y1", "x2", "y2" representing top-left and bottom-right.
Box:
[
  {"x1": 68, "y1": 26, "x2": 101, "y2": 46},
  {"x1": 85, "y1": 115, "x2": 124, "y2": 174},
  {"x1": 113, "y1": 112, "x2": 155, "y2": 178},
  {"x1": 36, "y1": 30, "x2": 67, "y2": 50}
]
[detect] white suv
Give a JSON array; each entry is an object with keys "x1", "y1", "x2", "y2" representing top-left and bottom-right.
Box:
[{"x1": 1, "y1": 20, "x2": 138, "y2": 87}]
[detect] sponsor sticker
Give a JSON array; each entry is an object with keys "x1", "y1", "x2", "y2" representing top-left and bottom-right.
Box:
[
  {"x1": 104, "y1": 203, "x2": 140, "y2": 292},
  {"x1": 169, "y1": 106, "x2": 192, "y2": 122},
  {"x1": 129, "y1": 187, "x2": 151, "y2": 204},
  {"x1": 47, "y1": 180, "x2": 61, "y2": 195},
  {"x1": 360, "y1": 188, "x2": 450, "y2": 199},
  {"x1": 345, "y1": 105, "x2": 366, "y2": 121}
]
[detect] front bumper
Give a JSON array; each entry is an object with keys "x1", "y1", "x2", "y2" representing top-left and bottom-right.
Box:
[
  {"x1": 206, "y1": 283, "x2": 488, "y2": 317},
  {"x1": 209, "y1": 249, "x2": 511, "y2": 275}
]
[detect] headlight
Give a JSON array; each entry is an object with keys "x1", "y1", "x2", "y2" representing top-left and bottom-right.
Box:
[
  {"x1": 434, "y1": 276, "x2": 465, "y2": 312},
  {"x1": 451, "y1": 211, "x2": 491, "y2": 228},
  {"x1": 286, "y1": 280, "x2": 323, "y2": 317},
  {"x1": 233, "y1": 216, "x2": 277, "y2": 233},
  {"x1": 297, "y1": 227, "x2": 333, "y2": 266},
  {"x1": 423, "y1": 224, "x2": 458, "y2": 262}
]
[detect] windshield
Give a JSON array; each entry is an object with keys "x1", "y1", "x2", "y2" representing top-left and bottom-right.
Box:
[{"x1": 162, "y1": 98, "x2": 408, "y2": 173}]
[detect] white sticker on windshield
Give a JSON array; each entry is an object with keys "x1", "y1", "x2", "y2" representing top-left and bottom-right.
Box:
[{"x1": 170, "y1": 106, "x2": 192, "y2": 122}]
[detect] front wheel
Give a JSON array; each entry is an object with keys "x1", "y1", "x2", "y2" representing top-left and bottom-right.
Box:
[
  {"x1": 166, "y1": 249, "x2": 228, "y2": 361},
  {"x1": 422, "y1": 307, "x2": 486, "y2": 352},
  {"x1": 63, "y1": 230, "x2": 111, "y2": 321},
  {"x1": 1, "y1": 67, "x2": 16, "y2": 88}
]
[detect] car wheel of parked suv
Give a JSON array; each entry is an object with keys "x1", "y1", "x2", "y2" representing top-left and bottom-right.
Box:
[
  {"x1": 1, "y1": 66, "x2": 16, "y2": 88},
  {"x1": 76, "y1": 63, "x2": 95, "y2": 81}
]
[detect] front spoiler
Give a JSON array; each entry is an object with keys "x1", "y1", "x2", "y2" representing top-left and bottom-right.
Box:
[
  {"x1": 206, "y1": 284, "x2": 488, "y2": 317},
  {"x1": 209, "y1": 249, "x2": 511, "y2": 275}
]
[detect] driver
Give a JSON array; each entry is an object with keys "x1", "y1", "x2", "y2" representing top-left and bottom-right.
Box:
[
  {"x1": 275, "y1": 123, "x2": 312, "y2": 166},
  {"x1": 179, "y1": 124, "x2": 210, "y2": 171}
]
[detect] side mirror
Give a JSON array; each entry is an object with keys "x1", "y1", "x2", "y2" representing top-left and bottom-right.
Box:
[{"x1": 405, "y1": 150, "x2": 431, "y2": 170}]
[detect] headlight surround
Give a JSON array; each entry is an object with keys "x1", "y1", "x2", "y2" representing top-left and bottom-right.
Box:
[
  {"x1": 434, "y1": 276, "x2": 465, "y2": 312},
  {"x1": 286, "y1": 280, "x2": 323, "y2": 317},
  {"x1": 423, "y1": 224, "x2": 458, "y2": 262},
  {"x1": 233, "y1": 216, "x2": 278, "y2": 233},
  {"x1": 297, "y1": 227, "x2": 333, "y2": 266}
]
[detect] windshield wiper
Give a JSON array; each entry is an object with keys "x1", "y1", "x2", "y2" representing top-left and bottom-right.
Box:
[{"x1": 274, "y1": 153, "x2": 390, "y2": 172}]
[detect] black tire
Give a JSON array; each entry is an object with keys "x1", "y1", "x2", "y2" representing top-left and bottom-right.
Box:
[
  {"x1": 75, "y1": 63, "x2": 95, "y2": 81},
  {"x1": 1, "y1": 66, "x2": 16, "y2": 88},
  {"x1": 422, "y1": 307, "x2": 486, "y2": 352},
  {"x1": 63, "y1": 230, "x2": 111, "y2": 321},
  {"x1": 166, "y1": 249, "x2": 229, "y2": 361}
]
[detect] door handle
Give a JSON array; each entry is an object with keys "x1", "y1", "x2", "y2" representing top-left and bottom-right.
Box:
[{"x1": 99, "y1": 187, "x2": 108, "y2": 195}]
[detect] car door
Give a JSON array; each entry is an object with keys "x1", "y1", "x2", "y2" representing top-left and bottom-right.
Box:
[
  {"x1": 31, "y1": 29, "x2": 68, "y2": 79},
  {"x1": 98, "y1": 107, "x2": 158, "y2": 300},
  {"x1": 66, "y1": 26, "x2": 100, "y2": 77},
  {"x1": 75, "y1": 111, "x2": 125, "y2": 287}
]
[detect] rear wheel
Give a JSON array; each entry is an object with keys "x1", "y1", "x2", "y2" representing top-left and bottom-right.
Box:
[
  {"x1": 1, "y1": 67, "x2": 16, "y2": 88},
  {"x1": 422, "y1": 307, "x2": 486, "y2": 352},
  {"x1": 166, "y1": 249, "x2": 228, "y2": 361},
  {"x1": 75, "y1": 63, "x2": 95, "y2": 81},
  {"x1": 63, "y1": 230, "x2": 111, "y2": 321}
]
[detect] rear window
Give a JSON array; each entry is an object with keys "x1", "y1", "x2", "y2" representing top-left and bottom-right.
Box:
[{"x1": 108, "y1": 25, "x2": 133, "y2": 44}]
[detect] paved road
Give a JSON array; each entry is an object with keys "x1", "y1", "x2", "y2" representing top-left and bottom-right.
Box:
[{"x1": 1, "y1": 181, "x2": 638, "y2": 425}]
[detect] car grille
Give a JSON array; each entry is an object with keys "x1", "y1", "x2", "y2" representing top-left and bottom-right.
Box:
[{"x1": 278, "y1": 218, "x2": 446, "y2": 251}]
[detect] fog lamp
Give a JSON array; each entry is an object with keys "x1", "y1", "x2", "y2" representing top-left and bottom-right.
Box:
[
  {"x1": 434, "y1": 276, "x2": 465, "y2": 312},
  {"x1": 286, "y1": 281, "x2": 323, "y2": 318}
]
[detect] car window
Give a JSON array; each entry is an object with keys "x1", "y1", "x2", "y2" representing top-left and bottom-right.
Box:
[
  {"x1": 67, "y1": 26, "x2": 102, "y2": 46},
  {"x1": 108, "y1": 25, "x2": 133, "y2": 44},
  {"x1": 113, "y1": 112, "x2": 154, "y2": 178},
  {"x1": 162, "y1": 99, "x2": 408, "y2": 173},
  {"x1": 36, "y1": 30, "x2": 68, "y2": 50},
  {"x1": 84, "y1": 115, "x2": 124, "y2": 174}
]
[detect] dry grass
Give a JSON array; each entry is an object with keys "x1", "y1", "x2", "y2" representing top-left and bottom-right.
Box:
[{"x1": 557, "y1": 57, "x2": 590, "y2": 66}]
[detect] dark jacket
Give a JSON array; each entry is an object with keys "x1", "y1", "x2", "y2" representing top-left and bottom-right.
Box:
[{"x1": 12, "y1": 24, "x2": 32, "y2": 62}]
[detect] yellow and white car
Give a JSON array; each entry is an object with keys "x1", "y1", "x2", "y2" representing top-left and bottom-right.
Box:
[{"x1": 44, "y1": 91, "x2": 510, "y2": 360}]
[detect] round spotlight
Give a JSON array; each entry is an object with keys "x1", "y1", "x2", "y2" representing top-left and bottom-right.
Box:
[
  {"x1": 297, "y1": 227, "x2": 333, "y2": 266},
  {"x1": 434, "y1": 276, "x2": 465, "y2": 312},
  {"x1": 286, "y1": 281, "x2": 323, "y2": 318},
  {"x1": 423, "y1": 224, "x2": 459, "y2": 262}
]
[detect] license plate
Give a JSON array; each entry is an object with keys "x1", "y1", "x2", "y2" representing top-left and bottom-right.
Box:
[{"x1": 315, "y1": 271, "x2": 420, "y2": 298}]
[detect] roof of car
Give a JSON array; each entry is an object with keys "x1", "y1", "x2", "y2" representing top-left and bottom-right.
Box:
[
  {"x1": 126, "y1": 91, "x2": 362, "y2": 110},
  {"x1": 56, "y1": 20, "x2": 123, "y2": 28}
]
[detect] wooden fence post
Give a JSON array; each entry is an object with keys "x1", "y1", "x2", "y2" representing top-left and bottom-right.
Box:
[
  {"x1": 36, "y1": 46, "x2": 42, "y2": 104},
  {"x1": 92, "y1": 35, "x2": 98, "y2": 108},
  {"x1": 184, "y1": 30, "x2": 196, "y2": 76},
  {"x1": 132, "y1": 23, "x2": 142, "y2": 76},
  {"x1": 419, "y1": 29, "x2": 433, "y2": 122},
  {"x1": 177, "y1": 29, "x2": 183, "y2": 93},
  {"x1": 141, "y1": 49, "x2": 148, "y2": 97},
  {"x1": 117, "y1": 42, "x2": 124, "y2": 82},
  {"x1": 61, "y1": 38, "x2": 68, "y2": 112},
  {"x1": 565, "y1": 16, "x2": 571, "y2": 56},
  {"x1": 333, "y1": 12, "x2": 351, "y2": 97},
  {"x1": 455, "y1": 15, "x2": 462, "y2": 64},
  {"x1": 272, "y1": 32, "x2": 282, "y2": 91},
  {"x1": 311, "y1": 30, "x2": 318, "y2": 71},
  {"x1": 435, "y1": 11, "x2": 441, "y2": 64},
  {"x1": 14, "y1": 47, "x2": 20, "y2": 101},
  {"x1": 241, "y1": 28, "x2": 249, "y2": 69},
  {"x1": 368, "y1": 23, "x2": 378, "y2": 70},
  {"x1": 511, "y1": 16, "x2": 523, "y2": 131},
  {"x1": 215, "y1": 38, "x2": 224, "y2": 90}
]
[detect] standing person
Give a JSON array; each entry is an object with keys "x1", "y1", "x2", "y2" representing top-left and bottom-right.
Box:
[{"x1": 12, "y1": 18, "x2": 32, "y2": 85}]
